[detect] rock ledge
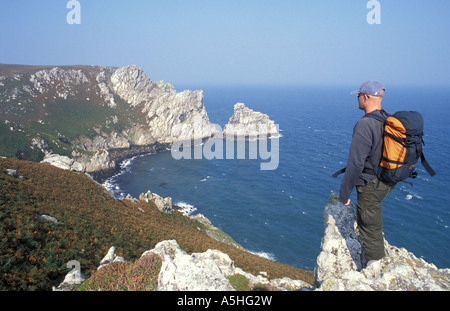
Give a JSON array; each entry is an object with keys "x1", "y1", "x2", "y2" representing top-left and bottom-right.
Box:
[{"x1": 314, "y1": 193, "x2": 450, "y2": 291}]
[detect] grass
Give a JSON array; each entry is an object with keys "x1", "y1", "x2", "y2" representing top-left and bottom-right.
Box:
[
  {"x1": 0, "y1": 157, "x2": 314, "y2": 291},
  {"x1": 0, "y1": 122, "x2": 43, "y2": 161},
  {"x1": 227, "y1": 274, "x2": 251, "y2": 291},
  {"x1": 0, "y1": 64, "x2": 149, "y2": 163}
]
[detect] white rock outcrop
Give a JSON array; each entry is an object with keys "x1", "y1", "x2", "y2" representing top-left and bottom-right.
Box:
[
  {"x1": 139, "y1": 190, "x2": 173, "y2": 214},
  {"x1": 59, "y1": 240, "x2": 312, "y2": 291},
  {"x1": 40, "y1": 153, "x2": 85, "y2": 172},
  {"x1": 5, "y1": 169, "x2": 18, "y2": 177},
  {"x1": 53, "y1": 261, "x2": 88, "y2": 291},
  {"x1": 142, "y1": 240, "x2": 312, "y2": 291},
  {"x1": 96, "y1": 71, "x2": 116, "y2": 108},
  {"x1": 53, "y1": 267, "x2": 87, "y2": 291},
  {"x1": 223, "y1": 103, "x2": 279, "y2": 139},
  {"x1": 77, "y1": 149, "x2": 115, "y2": 172},
  {"x1": 41, "y1": 150, "x2": 117, "y2": 173},
  {"x1": 314, "y1": 193, "x2": 450, "y2": 291},
  {"x1": 97, "y1": 246, "x2": 125, "y2": 270},
  {"x1": 144, "y1": 240, "x2": 235, "y2": 291},
  {"x1": 30, "y1": 67, "x2": 89, "y2": 94},
  {"x1": 110, "y1": 65, "x2": 155, "y2": 108},
  {"x1": 111, "y1": 65, "x2": 216, "y2": 143}
]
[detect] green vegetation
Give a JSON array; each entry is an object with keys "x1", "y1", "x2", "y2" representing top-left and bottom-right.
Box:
[
  {"x1": 31, "y1": 99, "x2": 110, "y2": 141},
  {"x1": 227, "y1": 274, "x2": 251, "y2": 291},
  {"x1": 0, "y1": 157, "x2": 314, "y2": 291},
  {"x1": 0, "y1": 64, "x2": 149, "y2": 163},
  {"x1": 0, "y1": 122, "x2": 43, "y2": 161}
]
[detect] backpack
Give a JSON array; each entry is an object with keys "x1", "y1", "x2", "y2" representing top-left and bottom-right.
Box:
[{"x1": 333, "y1": 110, "x2": 436, "y2": 184}]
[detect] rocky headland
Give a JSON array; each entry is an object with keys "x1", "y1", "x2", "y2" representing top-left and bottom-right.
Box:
[
  {"x1": 34, "y1": 64, "x2": 218, "y2": 180},
  {"x1": 0, "y1": 63, "x2": 278, "y2": 182},
  {"x1": 109, "y1": 65, "x2": 217, "y2": 144}
]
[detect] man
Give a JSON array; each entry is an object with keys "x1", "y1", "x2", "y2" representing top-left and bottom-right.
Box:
[{"x1": 338, "y1": 80, "x2": 395, "y2": 265}]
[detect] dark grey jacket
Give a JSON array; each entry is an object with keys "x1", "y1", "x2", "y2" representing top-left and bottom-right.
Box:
[{"x1": 338, "y1": 109, "x2": 389, "y2": 204}]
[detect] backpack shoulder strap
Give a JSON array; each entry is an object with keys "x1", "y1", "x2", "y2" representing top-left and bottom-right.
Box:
[
  {"x1": 363, "y1": 109, "x2": 389, "y2": 123},
  {"x1": 332, "y1": 110, "x2": 390, "y2": 179}
]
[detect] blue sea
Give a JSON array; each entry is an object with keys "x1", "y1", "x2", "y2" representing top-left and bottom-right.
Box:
[{"x1": 104, "y1": 84, "x2": 450, "y2": 271}]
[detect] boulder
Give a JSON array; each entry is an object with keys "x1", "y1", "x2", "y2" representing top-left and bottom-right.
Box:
[
  {"x1": 53, "y1": 261, "x2": 88, "y2": 291},
  {"x1": 39, "y1": 215, "x2": 58, "y2": 223},
  {"x1": 5, "y1": 169, "x2": 18, "y2": 177}
]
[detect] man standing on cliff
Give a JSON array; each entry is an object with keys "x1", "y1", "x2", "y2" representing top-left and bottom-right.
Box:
[{"x1": 338, "y1": 80, "x2": 395, "y2": 266}]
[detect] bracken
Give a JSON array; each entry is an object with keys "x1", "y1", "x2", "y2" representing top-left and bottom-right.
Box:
[{"x1": 0, "y1": 157, "x2": 314, "y2": 291}]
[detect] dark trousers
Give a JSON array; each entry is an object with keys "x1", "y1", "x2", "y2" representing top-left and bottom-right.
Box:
[{"x1": 356, "y1": 178, "x2": 395, "y2": 262}]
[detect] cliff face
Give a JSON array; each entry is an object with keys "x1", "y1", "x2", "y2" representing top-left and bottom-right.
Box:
[
  {"x1": 110, "y1": 65, "x2": 216, "y2": 144},
  {"x1": 315, "y1": 193, "x2": 450, "y2": 291}
]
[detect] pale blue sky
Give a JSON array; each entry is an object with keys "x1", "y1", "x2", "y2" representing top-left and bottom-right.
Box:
[{"x1": 1, "y1": 1, "x2": 449, "y2": 87}]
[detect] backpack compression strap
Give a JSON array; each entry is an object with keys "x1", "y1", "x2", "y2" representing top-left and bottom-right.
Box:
[
  {"x1": 332, "y1": 167, "x2": 346, "y2": 178},
  {"x1": 420, "y1": 153, "x2": 436, "y2": 177},
  {"x1": 331, "y1": 167, "x2": 376, "y2": 178}
]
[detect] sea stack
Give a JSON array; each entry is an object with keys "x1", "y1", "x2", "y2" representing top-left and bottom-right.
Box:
[{"x1": 223, "y1": 103, "x2": 279, "y2": 140}]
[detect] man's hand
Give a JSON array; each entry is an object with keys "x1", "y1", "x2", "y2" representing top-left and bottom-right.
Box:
[{"x1": 345, "y1": 199, "x2": 351, "y2": 206}]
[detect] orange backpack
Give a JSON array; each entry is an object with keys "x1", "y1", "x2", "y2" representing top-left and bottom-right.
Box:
[
  {"x1": 333, "y1": 111, "x2": 436, "y2": 184},
  {"x1": 368, "y1": 111, "x2": 435, "y2": 184}
]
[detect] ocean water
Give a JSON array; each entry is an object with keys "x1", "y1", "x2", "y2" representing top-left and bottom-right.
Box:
[{"x1": 104, "y1": 84, "x2": 450, "y2": 270}]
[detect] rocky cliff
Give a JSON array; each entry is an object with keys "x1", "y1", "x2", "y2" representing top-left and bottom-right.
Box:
[
  {"x1": 1, "y1": 64, "x2": 280, "y2": 180},
  {"x1": 315, "y1": 193, "x2": 450, "y2": 291},
  {"x1": 0, "y1": 64, "x2": 216, "y2": 177},
  {"x1": 110, "y1": 65, "x2": 216, "y2": 144}
]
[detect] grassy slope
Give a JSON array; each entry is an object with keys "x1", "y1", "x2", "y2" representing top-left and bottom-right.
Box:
[
  {"x1": 0, "y1": 157, "x2": 314, "y2": 290},
  {"x1": 0, "y1": 64, "x2": 148, "y2": 162}
]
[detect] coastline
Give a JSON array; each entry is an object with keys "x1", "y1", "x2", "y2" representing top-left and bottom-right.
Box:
[
  {"x1": 87, "y1": 142, "x2": 172, "y2": 184},
  {"x1": 93, "y1": 142, "x2": 282, "y2": 262}
]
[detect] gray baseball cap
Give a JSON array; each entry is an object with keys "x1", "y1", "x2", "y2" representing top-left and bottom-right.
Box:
[{"x1": 351, "y1": 80, "x2": 385, "y2": 97}]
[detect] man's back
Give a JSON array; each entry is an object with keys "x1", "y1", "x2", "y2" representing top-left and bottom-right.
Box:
[{"x1": 338, "y1": 109, "x2": 388, "y2": 204}]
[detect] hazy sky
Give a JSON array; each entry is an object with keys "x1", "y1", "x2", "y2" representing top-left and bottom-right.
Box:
[{"x1": 1, "y1": 1, "x2": 449, "y2": 87}]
